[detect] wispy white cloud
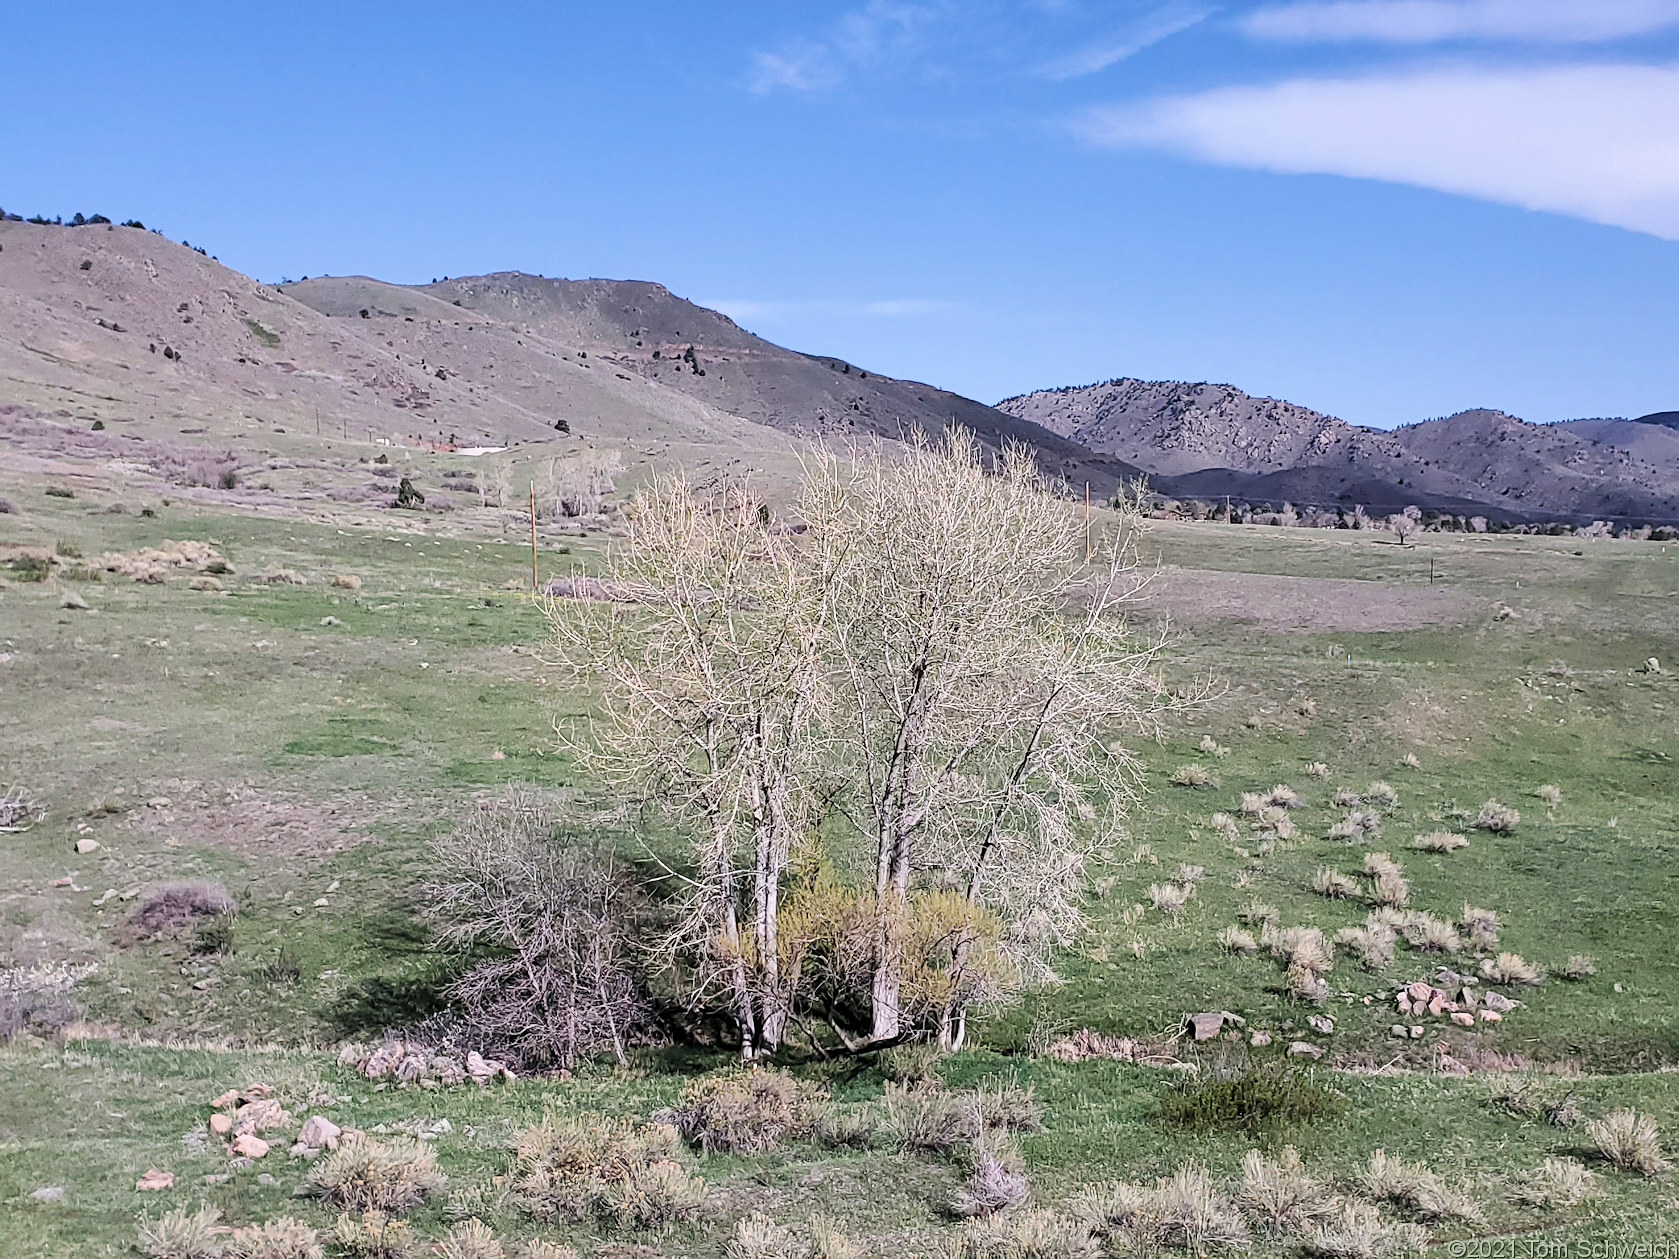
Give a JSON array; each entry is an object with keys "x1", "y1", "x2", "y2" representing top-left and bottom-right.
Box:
[
  {"x1": 1243, "y1": 0, "x2": 1679, "y2": 44},
  {"x1": 747, "y1": 1, "x2": 946, "y2": 93},
  {"x1": 1037, "y1": 3, "x2": 1214, "y2": 79},
  {"x1": 708, "y1": 298, "x2": 958, "y2": 322},
  {"x1": 1078, "y1": 63, "x2": 1679, "y2": 239}
]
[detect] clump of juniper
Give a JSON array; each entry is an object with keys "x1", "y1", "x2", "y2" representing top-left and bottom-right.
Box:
[
  {"x1": 1160, "y1": 1061, "x2": 1343, "y2": 1134},
  {"x1": 392, "y1": 477, "x2": 426, "y2": 509}
]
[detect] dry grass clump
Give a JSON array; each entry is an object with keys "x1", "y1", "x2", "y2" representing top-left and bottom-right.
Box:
[
  {"x1": 1460, "y1": 905, "x2": 1500, "y2": 950},
  {"x1": 515, "y1": 1244, "x2": 581, "y2": 1259},
  {"x1": 1331, "y1": 787, "x2": 1361, "y2": 808},
  {"x1": 304, "y1": 1136, "x2": 447, "y2": 1215},
  {"x1": 1480, "y1": 952, "x2": 1544, "y2": 986},
  {"x1": 1258, "y1": 807, "x2": 1299, "y2": 842},
  {"x1": 669, "y1": 1069, "x2": 824, "y2": 1153},
  {"x1": 1236, "y1": 1146, "x2": 1339, "y2": 1235},
  {"x1": 1561, "y1": 954, "x2": 1597, "y2": 981},
  {"x1": 138, "y1": 1204, "x2": 227, "y2": 1259},
  {"x1": 882, "y1": 1082, "x2": 974, "y2": 1154},
  {"x1": 1369, "y1": 869, "x2": 1410, "y2": 909},
  {"x1": 1066, "y1": 1167, "x2": 1249, "y2": 1253},
  {"x1": 431, "y1": 1219, "x2": 504, "y2": 1259},
  {"x1": 1198, "y1": 735, "x2": 1229, "y2": 758},
  {"x1": 510, "y1": 1115, "x2": 704, "y2": 1226},
  {"x1": 1329, "y1": 810, "x2": 1381, "y2": 841},
  {"x1": 0, "y1": 783, "x2": 47, "y2": 831},
  {"x1": 1267, "y1": 925, "x2": 1333, "y2": 1002},
  {"x1": 130, "y1": 881, "x2": 235, "y2": 940},
  {"x1": 224, "y1": 1217, "x2": 325, "y2": 1259},
  {"x1": 1358, "y1": 1150, "x2": 1480, "y2": 1223},
  {"x1": 1170, "y1": 764, "x2": 1217, "y2": 789},
  {"x1": 1305, "y1": 762, "x2": 1330, "y2": 779},
  {"x1": 1148, "y1": 883, "x2": 1194, "y2": 919},
  {"x1": 953, "y1": 1138, "x2": 1032, "y2": 1217},
  {"x1": 881, "y1": 1081, "x2": 1039, "y2": 1155},
  {"x1": 1413, "y1": 831, "x2": 1467, "y2": 854},
  {"x1": 1240, "y1": 899, "x2": 1280, "y2": 927},
  {"x1": 1587, "y1": 1109, "x2": 1670, "y2": 1176},
  {"x1": 1209, "y1": 813, "x2": 1240, "y2": 841},
  {"x1": 1334, "y1": 924, "x2": 1395, "y2": 970},
  {"x1": 1534, "y1": 784, "x2": 1562, "y2": 807},
  {"x1": 1364, "y1": 782, "x2": 1399, "y2": 809},
  {"x1": 1400, "y1": 752, "x2": 1421, "y2": 769},
  {"x1": 1474, "y1": 800, "x2": 1521, "y2": 834},
  {"x1": 1239, "y1": 792, "x2": 1268, "y2": 816},
  {"x1": 727, "y1": 1214, "x2": 799, "y2": 1259},
  {"x1": 1361, "y1": 852, "x2": 1401, "y2": 878},
  {"x1": 329, "y1": 1212, "x2": 416, "y2": 1259},
  {"x1": 1508, "y1": 1157, "x2": 1600, "y2": 1208},
  {"x1": 1265, "y1": 785, "x2": 1303, "y2": 809},
  {"x1": 1401, "y1": 914, "x2": 1460, "y2": 954},
  {"x1": 1218, "y1": 926, "x2": 1259, "y2": 956},
  {"x1": 1303, "y1": 1201, "x2": 1426, "y2": 1259},
  {"x1": 1151, "y1": 1165, "x2": 1252, "y2": 1251},
  {"x1": 1312, "y1": 868, "x2": 1360, "y2": 900},
  {"x1": 954, "y1": 1208, "x2": 1099, "y2": 1259}
]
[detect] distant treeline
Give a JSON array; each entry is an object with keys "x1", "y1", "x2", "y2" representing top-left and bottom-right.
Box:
[
  {"x1": 0, "y1": 208, "x2": 211, "y2": 256},
  {"x1": 1140, "y1": 494, "x2": 1679, "y2": 540}
]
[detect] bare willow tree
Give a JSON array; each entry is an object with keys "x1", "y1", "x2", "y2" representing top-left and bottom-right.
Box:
[
  {"x1": 426, "y1": 791, "x2": 651, "y2": 1070},
  {"x1": 801, "y1": 433, "x2": 1182, "y2": 1047},
  {"x1": 547, "y1": 476, "x2": 827, "y2": 1060},
  {"x1": 549, "y1": 433, "x2": 1188, "y2": 1055}
]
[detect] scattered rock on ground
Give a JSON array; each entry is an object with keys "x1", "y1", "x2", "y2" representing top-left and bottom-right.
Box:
[
  {"x1": 29, "y1": 1187, "x2": 65, "y2": 1202},
  {"x1": 230, "y1": 1134, "x2": 269, "y2": 1159},
  {"x1": 136, "y1": 1169, "x2": 174, "y2": 1192}
]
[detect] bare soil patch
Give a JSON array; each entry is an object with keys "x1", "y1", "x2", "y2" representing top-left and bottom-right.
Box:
[
  {"x1": 1145, "y1": 565, "x2": 1481, "y2": 634},
  {"x1": 118, "y1": 782, "x2": 383, "y2": 860}
]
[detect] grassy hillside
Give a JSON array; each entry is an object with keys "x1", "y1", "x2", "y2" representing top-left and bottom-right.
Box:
[{"x1": 2, "y1": 480, "x2": 1676, "y2": 1255}]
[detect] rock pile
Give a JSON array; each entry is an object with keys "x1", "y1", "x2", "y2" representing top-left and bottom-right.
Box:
[
  {"x1": 1388, "y1": 972, "x2": 1520, "y2": 1038},
  {"x1": 337, "y1": 1039, "x2": 515, "y2": 1088}
]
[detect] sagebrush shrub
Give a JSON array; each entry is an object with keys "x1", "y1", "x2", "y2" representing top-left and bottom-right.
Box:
[
  {"x1": 431, "y1": 1219, "x2": 503, "y2": 1259},
  {"x1": 954, "y1": 1208, "x2": 1099, "y2": 1259},
  {"x1": 953, "y1": 1138, "x2": 1031, "y2": 1217},
  {"x1": 511, "y1": 1115, "x2": 704, "y2": 1224},
  {"x1": 225, "y1": 1217, "x2": 324, "y2": 1259},
  {"x1": 1236, "y1": 1146, "x2": 1338, "y2": 1235},
  {"x1": 329, "y1": 1212, "x2": 415, "y2": 1259},
  {"x1": 304, "y1": 1136, "x2": 446, "y2": 1214},
  {"x1": 137, "y1": 1205, "x2": 226, "y2": 1259},
  {"x1": 671, "y1": 1069, "x2": 825, "y2": 1153}
]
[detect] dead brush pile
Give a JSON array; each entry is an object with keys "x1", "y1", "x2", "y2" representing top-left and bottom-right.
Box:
[
  {"x1": 128, "y1": 882, "x2": 235, "y2": 941},
  {"x1": 510, "y1": 1114, "x2": 706, "y2": 1227},
  {"x1": 666, "y1": 1069, "x2": 826, "y2": 1153}
]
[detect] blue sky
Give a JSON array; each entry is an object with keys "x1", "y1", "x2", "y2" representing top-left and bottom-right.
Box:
[{"x1": 6, "y1": 1, "x2": 1679, "y2": 427}]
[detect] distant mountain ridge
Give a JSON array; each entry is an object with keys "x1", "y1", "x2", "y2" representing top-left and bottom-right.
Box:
[{"x1": 998, "y1": 378, "x2": 1679, "y2": 523}]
